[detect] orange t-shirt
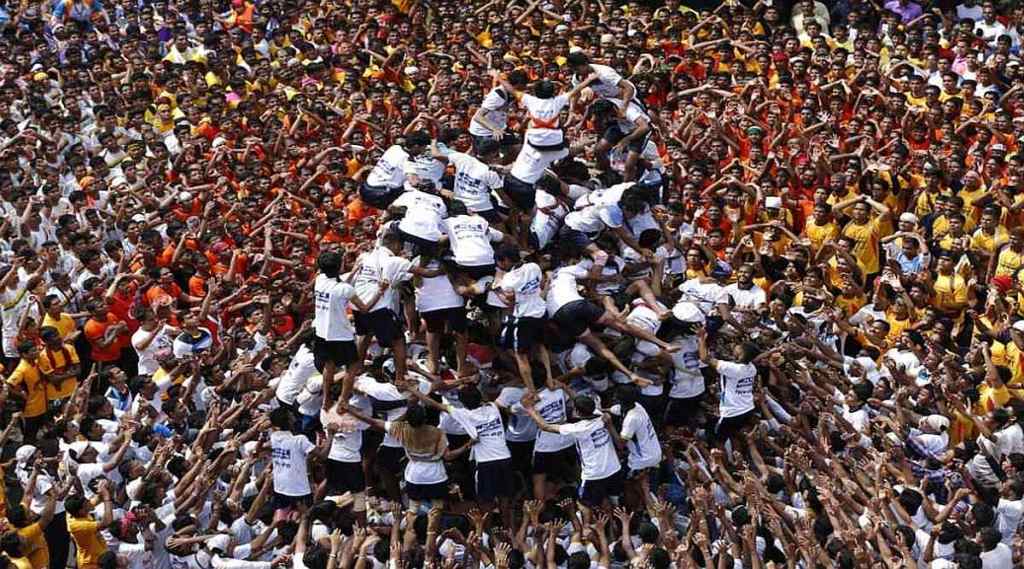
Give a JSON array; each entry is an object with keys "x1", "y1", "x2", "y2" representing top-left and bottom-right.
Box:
[
  {"x1": 188, "y1": 275, "x2": 207, "y2": 297},
  {"x1": 83, "y1": 315, "x2": 128, "y2": 362}
]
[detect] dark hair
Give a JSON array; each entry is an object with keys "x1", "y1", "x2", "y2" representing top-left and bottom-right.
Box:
[
  {"x1": 317, "y1": 251, "x2": 342, "y2": 277},
  {"x1": 572, "y1": 395, "x2": 597, "y2": 418}
]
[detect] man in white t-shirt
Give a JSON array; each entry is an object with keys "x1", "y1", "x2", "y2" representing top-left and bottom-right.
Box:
[
  {"x1": 469, "y1": 69, "x2": 528, "y2": 160},
  {"x1": 441, "y1": 201, "x2": 506, "y2": 279},
  {"x1": 496, "y1": 246, "x2": 551, "y2": 392},
  {"x1": 359, "y1": 130, "x2": 430, "y2": 209},
  {"x1": 350, "y1": 230, "x2": 440, "y2": 394},
  {"x1": 615, "y1": 384, "x2": 661, "y2": 506},
  {"x1": 430, "y1": 140, "x2": 504, "y2": 219},
  {"x1": 391, "y1": 179, "x2": 448, "y2": 257},
  {"x1": 723, "y1": 263, "x2": 767, "y2": 313},
  {"x1": 491, "y1": 70, "x2": 595, "y2": 211},
  {"x1": 697, "y1": 326, "x2": 779, "y2": 443},
  {"x1": 313, "y1": 252, "x2": 387, "y2": 404},
  {"x1": 524, "y1": 392, "x2": 624, "y2": 507},
  {"x1": 268, "y1": 407, "x2": 330, "y2": 517}
]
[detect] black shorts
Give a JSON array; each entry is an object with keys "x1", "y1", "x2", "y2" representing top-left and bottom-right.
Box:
[
  {"x1": 715, "y1": 408, "x2": 757, "y2": 441},
  {"x1": 456, "y1": 263, "x2": 496, "y2": 280},
  {"x1": 556, "y1": 226, "x2": 593, "y2": 255},
  {"x1": 552, "y1": 300, "x2": 605, "y2": 339},
  {"x1": 664, "y1": 393, "x2": 706, "y2": 427},
  {"x1": 507, "y1": 439, "x2": 534, "y2": 473},
  {"x1": 376, "y1": 445, "x2": 405, "y2": 473},
  {"x1": 422, "y1": 306, "x2": 468, "y2": 334},
  {"x1": 503, "y1": 175, "x2": 536, "y2": 210},
  {"x1": 477, "y1": 208, "x2": 503, "y2": 224},
  {"x1": 326, "y1": 459, "x2": 366, "y2": 494},
  {"x1": 360, "y1": 182, "x2": 403, "y2": 209},
  {"x1": 499, "y1": 316, "x2": 546, "y2": 352},
  {"x1": 398, "y1": 229, "x2": 439, "y2": 257},
  {"x1": 602, "y1": 123, "x2": 650, "y2": 154},
  {"x1": 405, "y1": 479, "x2": 449, "y2": 501},
  {"x1": 579, "y1": 470, "x2": 624, "y2": 506},
  {"x1": 312, "y1": 336, "x2": 357, "y2": 372},
  {"x1": 272, "y1": 492, "x2": 312, "y2": 509},
  {"x1": 472, "y1": 132, "x2": 519, "y2": 151},
  {"x1": 533, "y1": 446, "x2": 578, "y2": 480},
  {"x1": 475, "y1": 458, "x2": 515, "y2": 501},
  {"x1": 353, "y1": 309, "x2": 403, "y2": 347}
]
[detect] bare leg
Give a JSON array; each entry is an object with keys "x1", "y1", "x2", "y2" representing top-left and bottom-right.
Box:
[
  {"x1": 532, "y1": 473, "x2": 547, "y2": 501},
  {"x1": 623, "y1": 150, "x2": 640, "y2": 182},
  {"x1": 455, "y1": 331, "x2": 468, "y2": 376},
  {"x1": 427, "y1": 330, "x2": 442, "y2": 375},
  {"x1": 514, "y1": 351, "x2": 537, "y2": 392},
  {"x1": 392, "y1": 336, "x2": 408, "y2": 384},
  {"x1": 537, "y1": 344, "x2": 553, "y2": 386}
]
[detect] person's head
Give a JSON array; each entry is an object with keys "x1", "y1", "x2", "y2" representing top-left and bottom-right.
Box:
[
  {"x1": 534, "y1": 79, "x2": 556, "y2": 99},
  {"x1": 0, "y1": 531, "x2": 24, "y2": 558},
  {"x1": 495, "y1": 246, "x2": 521, "y2": 271},
  {"x1": 317, "y1": 251, "x2": 343, "y2": 279},
  {"x1": 572, "y1": 395, "x2": 597, "y2": 419},
  {"x1": 732, "y1": 341, "x2": 758, "y2": 364},
  {"x1": 65, "y1": 494, "x2": 90, "y2": 517},
  {"x1": 269, "y1": 407, "x2": 296, "y2": 432},
  {"x1": 565, "y1": 51, "x2": 590, "y2": 75},
  {"x1": 404, "y1": 130, "x2": 430, "y2": 155},
  {"x1": 458, "y1": 386, "x2": 483, "y2": 410},
  {"x1": 617, "y1": 383, "x2": 640, "y2": 412}
]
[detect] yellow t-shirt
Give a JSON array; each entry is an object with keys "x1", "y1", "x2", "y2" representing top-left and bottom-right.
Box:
[
  {"x1": 7, "y1": 359, "x2": 47, "y2": 418},
  {"x1": 842, "y1": 217, "x2": 884, "y2": 275},
  {"x1": 804, "y1": 220, "x2": 839, "y2": 254},
  {"x1": 991, "y1": 341, "x2": 1024, "y2": 386},
  {"x1": 995, "y1": 247, "x2": 1024, "y2": 277},
  {"x1": 37, "y1": 344, "x2": 80, "y2": 401},
  {"x1": 972, "y1": 226, "x2": 1009, "y2": 256},
  {"x1": 8, "y1": 557, "x2": 32, "y2": 569},
  {"x1": 932, "y1": 273, "x2": 967, "y2": 314},
  {"x1": 68, "y1": 517, "x2": 107, "y2": 569},
  {"x1": 18, "y1": 522, "x2": 48, "y2": 569},
  {"x1": 41, "y1": 313, "x2": 76, "y2": 340}
]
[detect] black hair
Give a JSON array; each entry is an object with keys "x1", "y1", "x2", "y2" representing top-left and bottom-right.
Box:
[{"x1": 317, "y1": 251, "x2": 342, "y2": 278}]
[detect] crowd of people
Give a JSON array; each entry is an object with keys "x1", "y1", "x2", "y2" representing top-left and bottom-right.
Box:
[{"x1": 7, "y1": 0, "x2": 1024, "y2": 567}]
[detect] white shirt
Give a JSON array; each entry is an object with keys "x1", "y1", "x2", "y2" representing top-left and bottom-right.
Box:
[
  {"x1": 619, "y1": 404, "x2": 661, "y2": 471},
  {"x1": 313, "y1": 274, "x2": 357, "y2": 341},
  {"x1": 448, "y1": 403, "x2": 510, "y2": 463},
  {"x1": 366, "y1": 145, "x2": 411, "y2": 188},
  {"x1": 448, "y1": 152, "x2": 503, "y2": 212},
  {"x1": 469, "y1": 86, "x2": 514, "y2": 137},
  {"x1": 394, "y1": 190, "x2": 447, "y2": 242},
  {"x1": 558, "y1": 417, "x2": 621, "y2": 481},
  {"x1": 981, "y1": 542, "x2": 1013, "y2": 569},
  {"x1": 521, "y1": 388, "x2": 574, "y2": 453},
  {"x1": 669, "y1": 336, "x2": 705, "y2": 399},
  {"x1": 997, "y1": 498, "x2": 1023, "y2": 542},
  {"x1": 531, "y1": 190, "x2": 568, "y2": 250},
  {"x1": 565, "y1": 203, "x2": 624, "y2": 235},
  {"x1": 717, "y1": 360, "x2": 757, "y2": 418},
  {"x1": 354, "y1": 376, "x2": 406, "y2": 448},
  {"x1": 500, "y1": 262, "x2": 545, "y2": 318},
  {"x1": 131, "y1": 324, "x2": 175, "y2": 376},
  {"x1": 496, "y1": 387, "x2": 538, "y2": 442},
  {"x1": 415, "y1": 259, "x2": 463, "y2": 313},
  {"x1": 579, "y1": 63, "x2": 625, "y2": 100},
  {"x1": 270, "y1": 431, "x2": 315, "y2": 497},
  {"x1": 352, "y1": 247, "x2": 413, "y2": 313},
  {"x1": 678, "y1": 279, "x2": 728, "y2": 316},
  {"x1": 444, "y1": 214, "x2": 503, "y2": 267},
  {"x1": 274, "y1": 344, "x2": 317, "y2": 406},
  {"x1": 723, "y1": 283, "x2": 766, "y2": 312},
  {"x1": 546, "y1": 263, "x2": 590, "y2": 316},
  {"x1": 324, "y1": 397, "x2": 371, "y2": 463},
  {"x1": 521, "y1": 93, "x2": 570, "y2": 147}
]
